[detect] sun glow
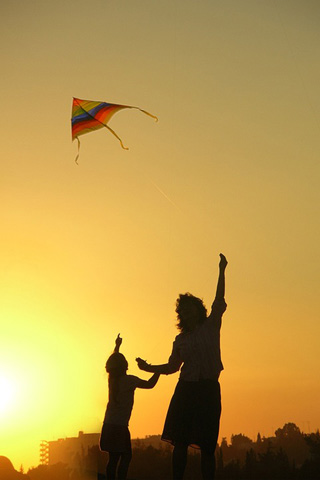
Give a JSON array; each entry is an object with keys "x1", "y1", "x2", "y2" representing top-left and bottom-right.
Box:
[{"x1": 0, "y1": 374, "x2": 17, "y2": 414}]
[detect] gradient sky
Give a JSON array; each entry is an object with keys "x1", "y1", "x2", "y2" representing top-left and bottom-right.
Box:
[{"x1": 1, "y1": 0, "x2": 320, "y2": 471}]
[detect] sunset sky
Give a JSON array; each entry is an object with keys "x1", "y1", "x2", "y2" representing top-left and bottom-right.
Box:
[{"x1": 1, "y1": 0, "x2": 320, "y2": 471}]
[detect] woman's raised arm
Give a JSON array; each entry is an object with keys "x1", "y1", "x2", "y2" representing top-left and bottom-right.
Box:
[
  {"x1": 210, "y1": 253, "x2": 228, "y2": 318},
  {"x1": 215, "y1": 253, "x2": 228, "y2": 302}
]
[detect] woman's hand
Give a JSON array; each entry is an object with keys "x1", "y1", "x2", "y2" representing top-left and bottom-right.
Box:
[
  {"x1": 214, "y1": 253, "x2": 227, "y2": 302},
  {"x1": 136, "y1": 357, "x2": 151, "y2": 371},
  {"x1": 219, "y1": 253, "x2": 228, "y2": 270}
]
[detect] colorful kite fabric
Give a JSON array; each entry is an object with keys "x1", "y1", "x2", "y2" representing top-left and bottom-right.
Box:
[{"x1": 71, "y1": 97, "x2": 158, "y2": 163}]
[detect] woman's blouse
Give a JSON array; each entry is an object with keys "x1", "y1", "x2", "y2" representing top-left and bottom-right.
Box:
[{"x1": 165, "y1": 300, "x2": 226, "y2": 381}]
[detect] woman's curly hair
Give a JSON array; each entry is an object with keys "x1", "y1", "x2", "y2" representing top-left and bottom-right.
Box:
[{"x1": 175, "y1": 293, "x2": 208, "y2": 333}]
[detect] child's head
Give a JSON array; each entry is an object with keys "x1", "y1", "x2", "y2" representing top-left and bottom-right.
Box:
[
  {"x1": 106, "y1": 352, "x2": 128, "y2": 377},
  {"x1": 106, "y1": 352, "x2": 128, "y2": 404}
]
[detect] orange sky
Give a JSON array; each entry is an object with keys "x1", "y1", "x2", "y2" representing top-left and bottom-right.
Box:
[{"x1": 1, "y1": 0, "x2": 320, "y2": 471}]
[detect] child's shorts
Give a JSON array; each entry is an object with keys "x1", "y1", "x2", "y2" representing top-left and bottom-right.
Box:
[{"x1": 99, "y1": 423, "x2": 132, "y2": 453}]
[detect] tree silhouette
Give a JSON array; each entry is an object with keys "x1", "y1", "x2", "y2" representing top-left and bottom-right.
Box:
[
  {"x1": 300, "y1": 430, "x2": 320, "y2": 479},
  {"x1": 244, "y1": 448, "x2": 258, "y2": 480},
  {"x1": 274, "y1": 422, "x2": 309, "y2": 466}
]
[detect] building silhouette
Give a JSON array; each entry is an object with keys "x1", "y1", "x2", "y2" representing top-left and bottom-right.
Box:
[
  {"x1": 39, "y1": 432, "x2": 170, "y2": 467},
  {"x1": 40, "y1": 431, "x2": 100, "y2": 468}
]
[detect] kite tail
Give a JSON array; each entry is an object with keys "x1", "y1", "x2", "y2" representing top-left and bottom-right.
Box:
[
  {"x1": 75, "y1": 137, "x2": 80, "y2": 164},
  {"x1": 134, "y1": 107, "x2": 158, "y2": 122},
  {"x1": 104, "y1": 124, "x2": 129, "y2": 150}
]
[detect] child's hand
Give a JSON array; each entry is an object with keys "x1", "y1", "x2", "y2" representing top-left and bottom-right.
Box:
[
  {"x1": 136, "y1": 357, "x2": 150, "y2": 371},
  {"x1": 115, "y1": 333, "x2": 122, "y2": 351}
]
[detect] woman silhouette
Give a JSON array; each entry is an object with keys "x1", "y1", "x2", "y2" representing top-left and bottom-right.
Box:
[{"x1": 136, "y1": 253, "x2": 227, "y2": 480}]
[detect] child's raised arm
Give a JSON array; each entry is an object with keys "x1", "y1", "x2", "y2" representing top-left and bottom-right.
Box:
[
  {"x1": 114, "y1": 333, "x2": 122, "y2": 353},
  {"x1": 135, "y1": 372, "x2": 160, "y2": 389}
]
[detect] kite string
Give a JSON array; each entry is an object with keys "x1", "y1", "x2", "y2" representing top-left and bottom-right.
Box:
[
  {"x1": 73, "y1": 99, "x2": 173, "y2": 208},
  {"x1": 127, "y1": 156, "x2": 184, "y2": 214}
]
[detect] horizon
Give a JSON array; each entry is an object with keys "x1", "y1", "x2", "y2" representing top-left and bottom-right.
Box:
[
  {"x1": 7, "y1": 420, "x2": 320, "y2": 472},
  {"x1": 7, "y1": 421, "x2": 319, "y2": 472}
]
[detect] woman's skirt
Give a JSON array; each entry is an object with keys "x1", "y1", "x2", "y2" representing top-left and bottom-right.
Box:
[
  {"x1": 161, "y1": 379, "x2": 221, "y2": 453},
  {"x1": 99, "y1": 423, "x2": 132, "y2": 453}
]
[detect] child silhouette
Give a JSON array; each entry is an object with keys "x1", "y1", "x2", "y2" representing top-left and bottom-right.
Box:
[{"x1": 100, "y1": 334, "x2": 160, "y2": 480}]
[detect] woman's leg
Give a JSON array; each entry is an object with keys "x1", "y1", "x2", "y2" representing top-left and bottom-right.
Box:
[
  {"x1": 106, "y1": 452, "x2": 120, "y2": 480},
  {"x1": 172, "y1": 443, "x2": 188, "y2": 480},
  {"x1": 117, "y1": 451, "x2": 132, "y2": 480},
  {"x1": 200, "y1": 449, "x2": 216, "y2": 480}
]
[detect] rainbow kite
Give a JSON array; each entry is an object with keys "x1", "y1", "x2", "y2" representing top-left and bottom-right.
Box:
[{"x1": 71, "y1": 97, "x2": 158, "y2": 163}]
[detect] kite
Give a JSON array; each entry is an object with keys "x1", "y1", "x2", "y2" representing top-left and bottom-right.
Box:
[{"x1": 71, "y1": 97, "x2": 158, "y2": 163}]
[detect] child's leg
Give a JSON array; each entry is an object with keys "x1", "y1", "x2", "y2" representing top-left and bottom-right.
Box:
[
  {"x1": 117, "y1": 451, "x2": 132, "y2": 480},
  {"x1": 106, "y1": 452, "x2": 121, "y2": 480},
  {"x1": 172, "y1": 443, "x2": 188, "y2": 480}
]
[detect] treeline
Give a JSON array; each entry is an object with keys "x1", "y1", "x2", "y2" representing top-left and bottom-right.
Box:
[
  {"x1": 26, "y1": 423, "x2": 320, "y2": 480},
  {"x1": 215, "y1": 422, "x2": 320, "y2": 480}
]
